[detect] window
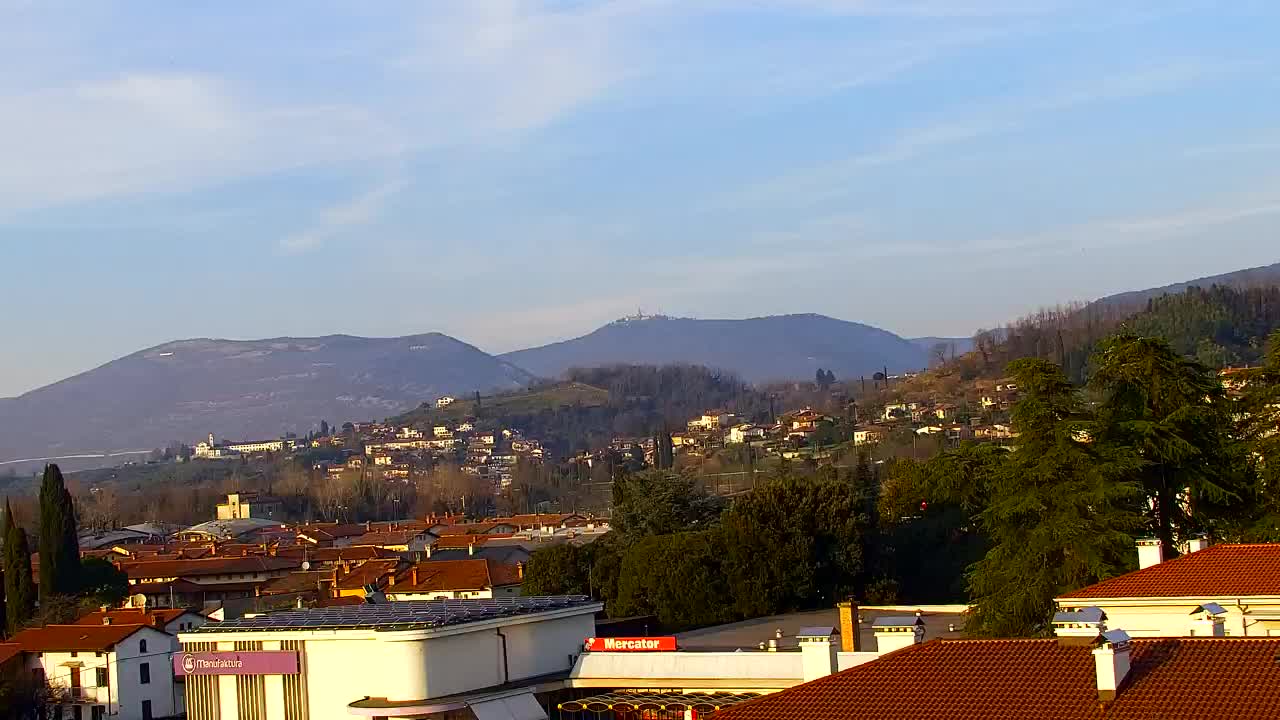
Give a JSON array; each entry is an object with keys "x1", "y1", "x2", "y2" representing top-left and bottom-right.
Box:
[
  {"x1": 70, "y1": 651, "x2": 78, "y2": 658},
  {"x1": 139, "y1": 662, "x2": 150, "y2": 685},
  {"x1": 91, "y1": 707, "x2": 105, "y2": 720},
  {"x1": 141, "y1": 700, "x2": 153, "y2": 720},
  {"x1": 72, "y1": 706, "x2": 83, "y2": 720},
  {"x1": 96, "y1": 667, "x2": 108, "y2": 687},
  {"x1": 139, "y1": 639, "x2": 148, "y2": 653}
]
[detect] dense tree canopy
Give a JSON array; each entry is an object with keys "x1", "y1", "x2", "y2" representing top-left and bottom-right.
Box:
[{"x1": 38, "y1": 464, "x2": 81, "y2": 599}]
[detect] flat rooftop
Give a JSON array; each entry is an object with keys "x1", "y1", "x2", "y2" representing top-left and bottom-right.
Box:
[
  {"x1": 190, "y1": 596, "x2": 596, "y2": 633},
  {"x1": 676, "y1": 607, "x2": 967, "y2": 651}
]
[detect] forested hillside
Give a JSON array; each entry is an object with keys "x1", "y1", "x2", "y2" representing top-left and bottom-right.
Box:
[
  {"x1": 391, "y1": 364, "x2": 772, "y2": 456},
  {"x1": 959, "y1": 284, "x2": 1280, "y2": 382}
]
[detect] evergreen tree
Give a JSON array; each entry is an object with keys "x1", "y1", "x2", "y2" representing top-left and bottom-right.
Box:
[
  {"x1": 965, "y1": 358, "x2": 1143, "y2": 636},
  {"x1": 320, "y1": 420, "x2": 329, "y2": 437},
  {"x1": 1089, "y1": 335, "x2": 1243, "y2": 557},
  {"x1": 1234, "y1": 330, "x2": 1280, "y2": 539},
  {"x1": 2, "y1": 499, "x2": 36, "y2": 634},
  {"x1": 38, "y1": 464, "x2": 81, "y2": 598}
]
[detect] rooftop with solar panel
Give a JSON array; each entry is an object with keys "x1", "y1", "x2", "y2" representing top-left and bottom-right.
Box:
[{"x1": 190, "y1": 595, "x2": 596, "y2": 634}]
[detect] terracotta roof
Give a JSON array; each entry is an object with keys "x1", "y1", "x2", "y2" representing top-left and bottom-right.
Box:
[
  {"x1": 0, "y1": 644, "x2": 23, "y2": 665},
  {"x1": 1060, "y1": 544, "x2": 1280, "y2": 599},
  {"x1": 390, "y1": 559, "x2": 520, "y2": 593},
  {"x1": 714, "y1": 638, "x2": 1280, "y2": 720},
  {"x1": 502, "y1": 513, "x2": 584, "y2": 527},
  {"x1": 74, "y1": 608, "x2": 193, "y2": 628},
  {"x1": 349, "y1": 529, "x2": 431, "y2": 547},
  {"x1": 10, "y1": 624, "x2": 150, "y2": 652},
  {"x1": 120, "y1": 556, "x2": 301, "y2": 579},
  {"x1": 432, "y1": 534, "x2": 514, "y2": 549},
  {"x1": 337, "y1": 559, "x2": 403, "y2": 590},
  {"x1": 306, "y1": 546, "x2": 400, "y2": 563},
  {"x1": 259, "y1": 571, "x2": 334, "y2": 596},
  {"x1": 294, "y1": 523, "x2": 368, "y2": 542}
]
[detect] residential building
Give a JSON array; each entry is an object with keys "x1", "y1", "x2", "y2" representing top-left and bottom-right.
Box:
[
  {"x1": 853, "y1": 426, "x2": 887, "y2": 446},
  {"x1": 1054, "y1": 540, "x2": 1280, "y2": 637},
  {"x1": 383, "y1": 559, "x2": 523, "y2": 600},
  {"x1": 75, "y1": 607, "x2": 210, "y2": 635},
  {"x1": 435, "y1": 395, "x2": 456, "y2": 407},
  {"x1": 688, "y1": 410, "x2": 733, "y2": 431},
  {"x1": 710, "y1": 632, "x2": 1280, "y2": 720},
  {"x1": 175, "y1": 517, "x2": 282, "y2": 542},
  {"x1": 177, "y1": 596, "x2": 598, "y2": 720},
  {"x1": 433, "y1": 425, "x2": 451, "y2": 438},
  {"x1": 348, "y1": 527, "x2": 435, "y2": 554},
  {"x1": 728, "y1": 424, "x2": 766, "y2": 444},
  {"x1": 11, "y1": 623, "x2": 179, "y2": 720},
  {"x1": 215, "y1": 491, "x2": 283, "y2": 521},
  {"x1": 120, "y1": 556, "x2": 300, "y2": 609}
]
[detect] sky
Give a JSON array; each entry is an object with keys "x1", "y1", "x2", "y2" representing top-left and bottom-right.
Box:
[{"x1": 2, "y1": 0, "x2": 1280, "y2": 397}]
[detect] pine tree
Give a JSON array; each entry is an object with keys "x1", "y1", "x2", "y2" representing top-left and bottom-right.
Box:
[
  {"x1": 1089, "y1": 335, "x2": 1243, "y2": 558},
  {"x1": 38, "y1": 464, "x2": 81, "y2": 599},
  {"x1": 965, "y1": 358, "x2": 1143, "y2": 636},
  {"x1": 3, "y1": 499, "x2": 36, "y2": 634}
]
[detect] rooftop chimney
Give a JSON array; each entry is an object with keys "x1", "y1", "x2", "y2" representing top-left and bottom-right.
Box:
[
  {"x1": 516, "y1": 562, "x2": 524, "y2": 580},
  {"x1": 1184, "y1": 535, "x2": 1211, "y2": 554},
  {"x1": 838, "y1": 601, "x2": 861, "y2": 652},
  {"x1": 797, "y1": 627, "x2": 838, "y2": 682},
  {"x1": 1136, "y1": 538, "x2": 1164, "y2": 569},
  {"x1": 103, "y1": 616, "x2": 113, "y2": 625},
  {"x1": 468, "y1": 542, "x2": 476, "y2": 556},
  {"x1": 872, "y1": 616, "x2": 924, "y2": 655},
  {"x1": 1189, "y1": 603, "x2": 1227, "y2": 637},
  {"x1": 1092, "y1": 629, "x2": 1132, "y2": 702},
  {"x1": 411, "y1": 567, "x2": 419, "y2": 586}
]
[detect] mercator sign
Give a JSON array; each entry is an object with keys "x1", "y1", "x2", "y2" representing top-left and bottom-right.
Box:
[{"x1": 585, "y1": 636, "x2": 677, "y2": 652}]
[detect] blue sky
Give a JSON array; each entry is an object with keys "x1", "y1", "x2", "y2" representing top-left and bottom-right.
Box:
[{"x1": 3, "y1": 0, "x2": 1280, "y2": 397}]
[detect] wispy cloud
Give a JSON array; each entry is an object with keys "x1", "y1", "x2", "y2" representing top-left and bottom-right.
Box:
[
  {"x1": 720, "y1": 59, "x2": 1231, "y2": 211},
  {"x1": 279, "y1": 176, "x2": 408, "y2": 254}
]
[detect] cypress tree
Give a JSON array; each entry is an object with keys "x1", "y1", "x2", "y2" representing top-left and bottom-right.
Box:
[
  {"x1": 38, "y1": 464, "x2": 81, "y2": 598},
  {"x1": 3, "y1": 499, "x2": 36, "y2": 634}
]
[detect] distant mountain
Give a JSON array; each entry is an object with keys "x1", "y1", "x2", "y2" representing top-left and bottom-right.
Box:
[
  {"x1": 0, "y1": 333, "x2": 532, "y2": 470},
  {"x1": 501, "y1": 314, "x2": 926, "y2": 383},
  {"x1": 1094, "y1": 261, "x2": 1280, "y2": 312}
]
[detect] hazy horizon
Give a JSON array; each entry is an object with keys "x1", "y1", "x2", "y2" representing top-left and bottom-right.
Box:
[{"x1": 4, "y1": 1, "x2": 1280, "y2": 396}]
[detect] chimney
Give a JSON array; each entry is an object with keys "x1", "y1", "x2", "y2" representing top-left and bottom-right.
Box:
[
  {"x1": 766, "y1": 638, "x2": 778, "y2": 652},
  {"x1": 468, "y1": 542, "x2": 475, "y2": 556},
  {"x1": 872, "y1": 616, "x2": 924, "y2": 655},
  {"x1": 1189, "y1": 603, "x2": 1227, "y2": 637},
  {"x1": 425, "y1": 545, "x2": 432, "y2": 559},
  {"x1": 1052, "y1": 607, "x2": 1108, "y2": 642},
  {"x1": 838, "y1": 601, "x2": 861, "y2": 652},
  {"x1": 797, "y1": 627, "x2": 838, "y2": 682},
  {"x1": 1136, "y1": 538, "x2": 1164, "y2": 569},
  {"x1": 516, "y1": 562, "x2": 524, "y2": 580},
  {"x1": 1092, "y1": 630, "x2": 1132, "y2": 702},
  {"x1": 365, "y1": 521, "x2": 371, "y2": 531},
  {"x1": 1184, "y1": 535, "x2": 1211, "y2": 554},
  {"x1": 103, "y1": 616, "x2": 113, "y2": 625},
  {"x1": 411, "y1": 567, "x2": 419, "y2": 586}
]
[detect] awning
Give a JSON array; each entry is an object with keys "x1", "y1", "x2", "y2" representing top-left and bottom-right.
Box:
[{"x1": 558, "y1": 692, "x2": 760, "y2": 713}]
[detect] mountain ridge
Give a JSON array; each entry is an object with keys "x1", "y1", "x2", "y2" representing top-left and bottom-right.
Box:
[
  {"x1": 0, "y1": 332, "x2": 532, "y2": 471},
  {"x1": 500, "y1": 312, "x2": 927, "y2": 383}
]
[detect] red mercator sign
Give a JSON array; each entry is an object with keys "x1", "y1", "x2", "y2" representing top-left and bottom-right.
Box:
[
  {"x1": 174, "y1": 651, "x2": 299, "y2": 676},
  {"x1": 585, "y1": 636, "x2": 677, "y2": 652}
]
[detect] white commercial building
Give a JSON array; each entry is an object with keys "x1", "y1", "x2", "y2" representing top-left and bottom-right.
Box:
[{"x1": 177, "y1": 596, "x2": 600, "y2": 720}]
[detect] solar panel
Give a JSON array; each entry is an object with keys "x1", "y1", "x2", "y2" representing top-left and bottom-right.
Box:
[{"x1": 195, "y1": 596, "x2": 594, "y2": 633}]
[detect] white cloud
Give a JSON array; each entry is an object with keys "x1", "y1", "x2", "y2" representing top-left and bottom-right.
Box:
[{"x1": 279, "y1": 176, "x2": 408, "y2": 254}]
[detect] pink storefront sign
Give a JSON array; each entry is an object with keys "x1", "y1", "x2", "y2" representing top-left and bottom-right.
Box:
[{"x1": 174, "y1": 651, "x2": 299, "y2": 676}]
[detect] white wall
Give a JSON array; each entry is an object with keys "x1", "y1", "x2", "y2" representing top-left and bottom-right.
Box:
[
  {"x1": 570, "y1": 651, "x2": 802, "y2": 691},
  {"x1": 30, "y1": 627, "x2": 177, "y2": 720},
  {"x1": 1057, "y1": 600, "x2": 1276, "y2": 637},
  {"x1": 498, "y1": 613, "x2": 594, "y2": 682}
]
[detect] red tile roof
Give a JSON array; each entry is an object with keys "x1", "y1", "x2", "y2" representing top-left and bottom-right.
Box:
[
  {"x1": 1059, "y1": 544, "x2": 1280, "y2": 599},
  {"x1": 74, "y1": 608, "x2": 193, "y2": 628},
  {"x1": 0, "y1": 644, "x2": 23, "y2": 665},
  {"x1": 10, "y1": 624, "x2": 150, "y2": 652},
  {"x1": 119, "y1": 556, "x2": 301, "y2": 580},
  {"x1": 714, "y1": 638, "x2": 1280, "y2": 720},
  {"x1": 432, "y1": 534, "x2": 513, "y2": 549},
  {"x1": 349, "y1": 529, "x2": 431, "y2": 547},
  {"x1": 337, "y1": 559, "x2": 403, "y2": 590},
  {"x1": 391, "y1": 559, "x2": 521, "y2": 593}
]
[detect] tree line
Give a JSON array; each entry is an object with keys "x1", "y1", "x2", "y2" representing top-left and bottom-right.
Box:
[{"x1": 524, "y1": 331, "x2": 1280, "y2": 636}]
